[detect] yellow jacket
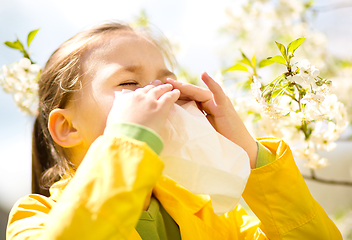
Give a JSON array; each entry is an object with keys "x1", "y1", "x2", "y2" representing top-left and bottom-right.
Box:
[{"x1": 7, "y1": 134, "x2": 342, "y2": 239}]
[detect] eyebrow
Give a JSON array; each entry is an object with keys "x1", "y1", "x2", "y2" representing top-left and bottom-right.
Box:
[
  {"x1": 124, "y1": 65, "x2": 143, "y2": 73},
  {"x1": 123, "y1": 65, "x2": 176, "y2": 79}
]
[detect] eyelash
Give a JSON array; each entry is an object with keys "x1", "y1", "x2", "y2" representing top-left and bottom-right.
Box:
[{"x1": 119, "y1": 82, "x2": 138, "y2": 86}]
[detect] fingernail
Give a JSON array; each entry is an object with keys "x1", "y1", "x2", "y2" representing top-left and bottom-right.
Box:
[
  {"x1": 151, "y1": 80, "x2": 162, "y2": 85},
  {"x1": 166, "y1": 78, "x2": 175, "y2": 82},
  {"x1": 202, "y1": 72, "x2": 209, "y2": 78}
]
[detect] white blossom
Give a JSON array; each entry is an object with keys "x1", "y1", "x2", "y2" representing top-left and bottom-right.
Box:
[
  {"x1": 251, "y1": 76, "x2": 262, "y2": 102},
  {"x1": 262, "y1": 103, "x2": 289, "y2": 119},
  {"x1": 316, "y1": 85, "x2": 331, "y2": 95},
  {"x1": 301, "y1": 92, "x2": 325, "y2": 104},
  {"x1": 294, "y1": 142, "x2": 329, "y2": 169},
  {"x1": 0, "y1": 58, "x2": 41, "y2": 115},
  {"x1": 305, "y1": 156, "x2": 329, "y2": 169},
  {"x1": 310, "y1": 122, "x2": 339, "y2": 152},
  {"x1": 289, "y1": 59, "x2": 320, "y2": 89},
  {"x1": 290, "y1": 111, "x2": 304, "y2": 123},
  {"x1": 303, "y1": 102, "x2": 327, "y2": 121}
]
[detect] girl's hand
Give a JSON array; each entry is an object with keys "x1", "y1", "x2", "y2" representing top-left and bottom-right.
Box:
[
  {"x1": 166, "y1": 72, "x2": 258, "y2": 168},
  {"x1": 107, "y1": 81, "x2": 180, "y2": 136}
]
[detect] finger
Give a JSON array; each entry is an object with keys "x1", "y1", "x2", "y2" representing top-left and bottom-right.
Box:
[
  {"x1": 206, "y1": 114, "x2": 216, "y2": 129},
  {"x1": 158, "y1": 89, "x2": 180, "y2": 109},
  {"x1": 165, "y1": 78, "x2": 212, "y2": 102},
  {"x1": 139, "y1": 84, "x2": 156, "y2": 93},
  {"x1": 201, "y1": 72, "x2": 228, "y2": 105},
  {"x1": 148, "y1": 83, "x2": 174, "y2": 99},
  {"x1": 137, "y1": 80, "x2": 163, "y2": 93}
]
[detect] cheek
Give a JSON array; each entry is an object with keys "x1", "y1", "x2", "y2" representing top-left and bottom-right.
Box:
[
  {"x1": 89, "y1": 83, "x2": 116, "y2": 121},
  {"x1": 76, "y1": 93, "x2": 115, "y2": 144},
  {"x1": 95, "y1": 95, "x2": 115, "y2": 125}
]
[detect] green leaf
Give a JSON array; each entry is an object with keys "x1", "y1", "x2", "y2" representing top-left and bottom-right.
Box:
[
  {"x1": 4, "y1": 41, "x2": 19, "y2": 50},
  {"x1": 4, "y1": 41, "x2": 21, "y2": 50},
  {"x1": 27, "y1": 28, "x2": 40, "y2": 47},
  {"x1": 4, "y1": 39, "x2": 25, "y2": 52},
  {"x1": 251, "y1": 55, "x2": 256, "y2": 67},
  {"x1": 286, "y1": 86, "x2": 295, "y2": 94},
  {"x1": 226, "y1": 63, "x2": 248, "y2": 72},
  {"x1": 267, "y1": 55, "x2": 287, "y2": 65},
  {"x1": 275, "y1": 41, "x2": 287, "y2": 60},
  {"x1": 287, "y1": 37, "x2": 306, "y2": 54},
  {"x1": 259, "y1": 59, "x2": 275, "y2": 68},
  {"x1": 271, "y1": 88, "x2": 283, "y2": 98},
  {"x1": 240, "y1": 51, "x2": 253, "y2": 67}
]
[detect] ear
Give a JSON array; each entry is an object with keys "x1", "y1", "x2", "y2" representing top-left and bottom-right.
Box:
[{"x1": 48, "y1": 108, "x2": 82, "y2": 148}]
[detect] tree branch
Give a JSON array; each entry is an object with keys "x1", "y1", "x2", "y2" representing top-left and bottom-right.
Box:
[{"x1": 302, "y1": 169, "x2": 352, "y2": 186}]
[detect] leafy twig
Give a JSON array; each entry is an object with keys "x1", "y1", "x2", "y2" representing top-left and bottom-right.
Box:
[{"x1": 3, "y1": 29, "x2": 39, "y2": 63}]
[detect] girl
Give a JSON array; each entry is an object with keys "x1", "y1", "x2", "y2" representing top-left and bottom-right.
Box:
[{"x1": 6, "y1": 21, "x2": 342, "y2": 239}]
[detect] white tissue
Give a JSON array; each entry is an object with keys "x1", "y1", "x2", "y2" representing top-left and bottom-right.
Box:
[
  {"x1": 114, "y1": 90, "x2": 251, "y2": 216},
  {"x1": 159, "y1": 100, "x2": 250, "y2": 216}
]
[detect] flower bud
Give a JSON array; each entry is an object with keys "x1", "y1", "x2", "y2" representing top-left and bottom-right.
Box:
[{"x1": 315, "y1": 81, "x2": 323, "y2": 86}]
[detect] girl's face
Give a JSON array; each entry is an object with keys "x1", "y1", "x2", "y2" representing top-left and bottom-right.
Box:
[{"x1": 69, "y1": 31, "x2": 176, "y2": 157}]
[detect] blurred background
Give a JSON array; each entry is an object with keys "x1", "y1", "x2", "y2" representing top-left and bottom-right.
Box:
[{"x1": 1, "y1": 0, "x2": 352, "y2": 239}]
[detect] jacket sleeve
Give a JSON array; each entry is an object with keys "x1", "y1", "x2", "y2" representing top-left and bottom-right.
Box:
[
  {"x1": 240, "y1": 137, "x2": 342, "y2": 240},
  {"x1": 7, "y1": 124, "x2": 164, "y2": 240}
]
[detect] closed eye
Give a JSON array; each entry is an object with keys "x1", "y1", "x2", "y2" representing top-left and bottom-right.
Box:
[{"x1": 119, "y1": 81, "x2": 138, "y2": 86}]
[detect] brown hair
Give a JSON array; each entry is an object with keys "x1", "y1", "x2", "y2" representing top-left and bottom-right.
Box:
[{"x1": 32, "y1": 21, "x2": 176, "y2": 196}]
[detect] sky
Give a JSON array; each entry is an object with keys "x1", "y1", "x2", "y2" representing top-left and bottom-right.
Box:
[{"x1": 0, "y1": 0, "x2": 352, "y2": 214}]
